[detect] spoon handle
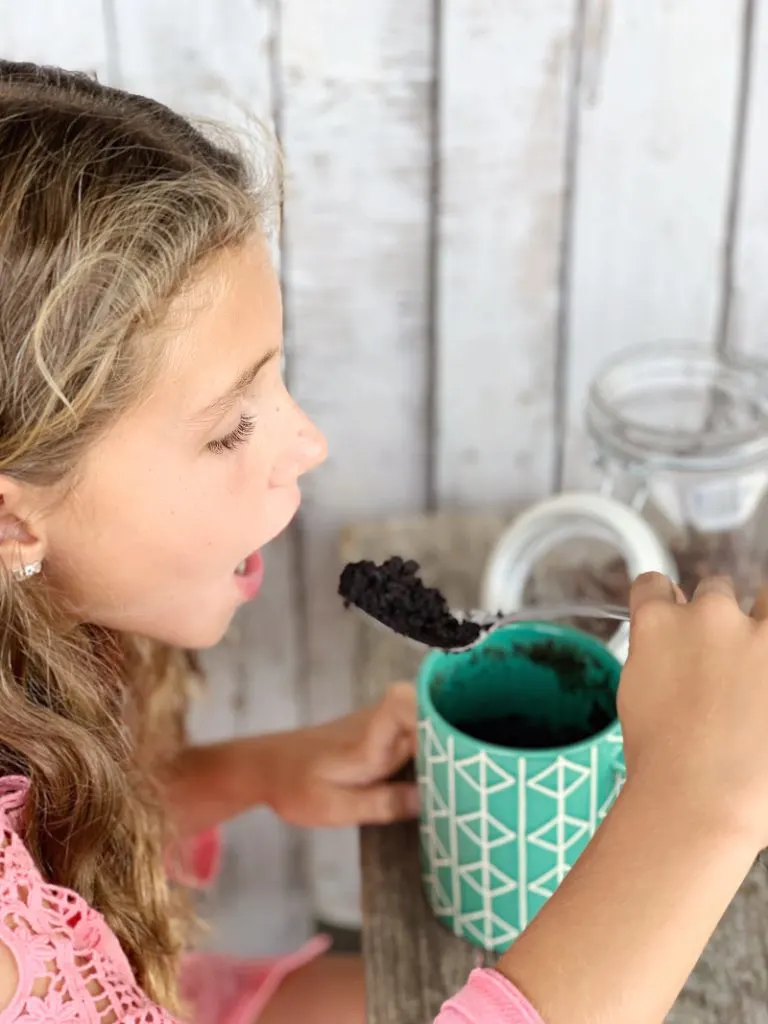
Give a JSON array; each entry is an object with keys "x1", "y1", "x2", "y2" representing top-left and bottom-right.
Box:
[{"x1": 467, "y1": 602, "x2": 631, "y2": 628}]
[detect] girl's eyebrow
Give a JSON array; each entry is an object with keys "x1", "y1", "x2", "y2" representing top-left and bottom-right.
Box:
[{"x1": 192, "y1": 346, "x2": 280, "y2": 421}]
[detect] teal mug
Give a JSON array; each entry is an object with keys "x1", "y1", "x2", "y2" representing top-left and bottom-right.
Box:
[{"x1": 416, "y1": 622, "x2": 624, "y2": 951}]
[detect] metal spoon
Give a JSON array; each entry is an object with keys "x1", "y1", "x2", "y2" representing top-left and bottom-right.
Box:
[{"x1": 357, "y1": 601, "x2": 631, "y2": 654}]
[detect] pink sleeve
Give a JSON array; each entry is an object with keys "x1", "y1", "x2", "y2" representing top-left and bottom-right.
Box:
[
  {"x1": 0, "y1": 776, "x2": 182, "y2": 1024},
  {"x1": 435, "y1": 969, "x2": 544, "y2": 1023}
]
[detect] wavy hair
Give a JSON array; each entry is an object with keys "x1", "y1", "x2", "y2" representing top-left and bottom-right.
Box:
[{"x1": 0, "y1": 61, "x2": 280, "y2": 1010}]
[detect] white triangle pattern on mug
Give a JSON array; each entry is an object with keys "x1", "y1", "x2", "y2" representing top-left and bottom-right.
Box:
[{"x1": 419, "y1": 716, "x2": 622, "y2": 949}]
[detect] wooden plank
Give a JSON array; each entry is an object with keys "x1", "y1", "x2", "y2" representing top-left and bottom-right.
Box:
[
  {"x1": 110, "y1": 1, "x2": 310, "y2": 956},
  {"x1": 361, "y1": 820, "x2": 491, "y2": 1024},
  {"x1": 109, "y1": 0, "x2": 276, "y2": 132},
  {"x1": 0, "y1": 0, "x2": 108, "y2": 76},
  {"x1": 280, "y1": 0, "x2": 434, "y2": 926},
  {"x1": 727, "y1": 0, "x2": 768, "y2": 361},
  {"x1": 562, "y1": 0, "x2": 745, "y2": 488},
  {"x1": 343, "y1": 513, "x2": 506, "y2": 1023},
  {"x1": 436, "y1": 0, "x2": 578, "y2": 507},
  {"x1": 346, "y1": 512, "x2": 768, "y2": 1023}
]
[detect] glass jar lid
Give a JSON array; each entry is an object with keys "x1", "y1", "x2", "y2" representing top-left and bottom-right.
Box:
[{"x1": 586, "y1": 344, "x2": 768, "y2": 473}]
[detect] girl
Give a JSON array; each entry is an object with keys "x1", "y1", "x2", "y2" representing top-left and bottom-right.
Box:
[
  {"x1": 0, "y1": 59, "x2": 416, "y2": 1024},
  {"x1": 0, "y1": 59, "x2": 767, "y2": 1024}
]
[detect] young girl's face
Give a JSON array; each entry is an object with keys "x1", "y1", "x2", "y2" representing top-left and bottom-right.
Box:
[{"x1": 36, "y1": 236, "x2": 327, "y2": 647}]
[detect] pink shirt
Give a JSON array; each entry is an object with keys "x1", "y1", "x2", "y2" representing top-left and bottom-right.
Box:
[
  {"x1": 0, "y1": 776, "x2": 542, "y2": 1023},
  {"x1": 438, "y1": 969, "x2": 544, "y2": 1022}
]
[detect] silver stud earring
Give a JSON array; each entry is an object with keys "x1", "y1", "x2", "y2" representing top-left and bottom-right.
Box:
[{"x1": 12, "y1": 561, "x2": 42, "y2": 582}]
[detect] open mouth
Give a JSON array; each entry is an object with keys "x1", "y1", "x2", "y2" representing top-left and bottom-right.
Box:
[{"x1": 234, "y1": 551, "x2": 264, "y2": 598}]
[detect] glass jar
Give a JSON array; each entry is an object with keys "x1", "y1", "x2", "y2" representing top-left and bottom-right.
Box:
[
  {"x1": 585, "y1": 343, "x2": 768, "y2": 603},
  {"x1": 481, "y1": 345, "x2": 768, "y2": 660}
]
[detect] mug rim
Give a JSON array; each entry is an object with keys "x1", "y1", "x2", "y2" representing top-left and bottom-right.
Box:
[{"x1": 417, "y1": 620, "x2": 622, "y2": 758}]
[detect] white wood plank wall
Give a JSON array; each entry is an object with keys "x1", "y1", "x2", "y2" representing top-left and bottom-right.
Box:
[{"x1": 0, "y1": 0, "x2": 762, "y2": 953}]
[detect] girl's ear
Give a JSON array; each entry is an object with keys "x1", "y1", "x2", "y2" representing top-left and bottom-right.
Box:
[{"x1": 0, "y1": 479, "x2": 46, "y2": 579}]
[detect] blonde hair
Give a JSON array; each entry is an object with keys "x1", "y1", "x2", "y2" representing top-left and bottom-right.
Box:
[{"x1": 0, "y1": 61, "x2": 280, "y2": 1010}]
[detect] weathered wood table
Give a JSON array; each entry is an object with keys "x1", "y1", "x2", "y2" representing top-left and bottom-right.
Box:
[{"x1": 343, "y1": 512, "x2": 768, "y2": 1024}]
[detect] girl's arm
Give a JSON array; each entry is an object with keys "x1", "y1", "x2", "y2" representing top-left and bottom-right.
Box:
[
  {"x1": 163, "y1": 682, "x2": 418, "y2": 835},
  {"x1": 161, "y1": 734, "x2": 274, "y2": 837},
  {"x1": 499, "y1": 773, "x2": 753, "y2": 1022},
  {"x1": 435, "y1": 773, "x2": 755, "y2": 1024}
]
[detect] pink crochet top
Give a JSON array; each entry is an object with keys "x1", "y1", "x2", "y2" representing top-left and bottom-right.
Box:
[{"x1": 0, "y1": 776, "x2": 542, "y2": 1023}]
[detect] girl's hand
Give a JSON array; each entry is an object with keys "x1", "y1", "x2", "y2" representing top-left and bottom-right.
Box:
[
  {"x1": 263, "y1": 682, "x2": 419, "y2": 828},
  {"x1": 619, "y1": 572, "x2": 768, "y2": 847}
]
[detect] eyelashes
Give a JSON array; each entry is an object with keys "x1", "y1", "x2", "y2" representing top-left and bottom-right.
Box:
[{"x1": 207, "y1": 414, "x2": 257, "y2": 454}]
